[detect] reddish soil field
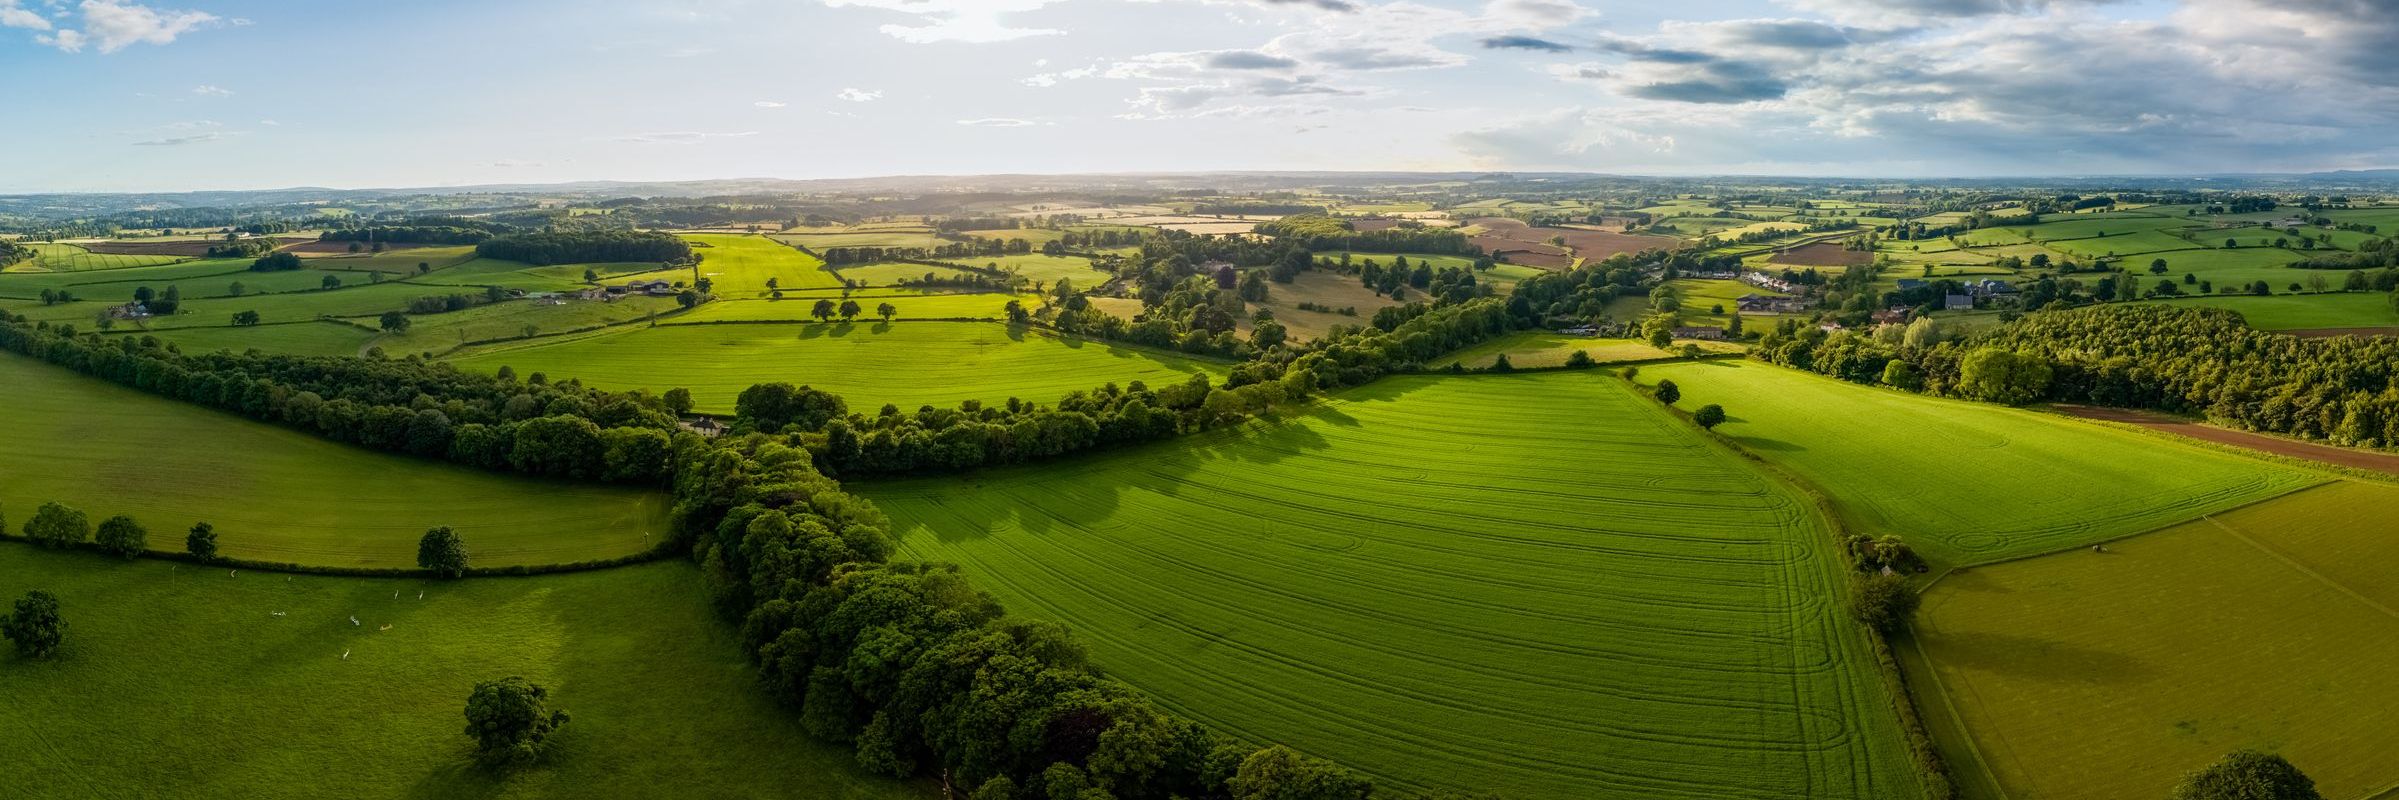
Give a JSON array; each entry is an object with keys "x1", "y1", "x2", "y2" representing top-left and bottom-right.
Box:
[
  {"x1": 1768, "y1": 242, "x2": 1874, "y2": 267},
  {"x1": 1468, "y1": 217, "x2": 1673, "y2": 264},
  {"x1": 2057, "y1": 404, "x2": 2399, "y2": 476}
]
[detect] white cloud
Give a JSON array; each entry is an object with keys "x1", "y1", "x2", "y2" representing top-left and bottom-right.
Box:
[
  {"x1": 132, "y1": 132, "x2": 221, "y2": 146},
  {"x1": 614, "y1": 131, "x2": 761, "y2": 144},
  {"x1": 820, "y1": 0, "x2": 1065, "y2": 44},
  {"x1": 257, "y1": 119, "x2": 279, "y2": 126},
  {"x1": 0, "y1": 0, "x2": 50, "y2": 30},
  {"x1": 956, "y1": 118, "x2": 1036, "y2": 127},
  {"x1": 836, "y1": 88, "x2": 883, "y2": 102},
  {"x1": 753, "y1": 100, "x2": 787, "y2": 108},
  {"x1": 62, "y1": 0, "x2": 222, "y2": 54},
  {"x1": 192, "y1": 84, "x2": 232, "y2": 97}
]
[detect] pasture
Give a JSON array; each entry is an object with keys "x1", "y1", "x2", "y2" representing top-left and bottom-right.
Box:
[
  {"x1": 684, "y1": 234, "x2": 841, "y2": 295},
  {"x1": 14, "y1": 242, "x2": 189, "y2": 272},
  {"x1": 0, "y1": 353, "x2": 668, "y2": 569},
  {"x1": 679, "y1": 293, "x2": 1028, "y2": 322},
  {"x1": 1636, "y1": 361, "x2": 2317, "y2": 566},
  {"x1": 2139, "y1": 292, "x2": 2399, "y2": 332},
  {"x1": 1439, "y1": 332, "x2": 1741, "y2": 369},
  {"x1": 866, "y1": 373, "x2": 1921, "y2": 799},
  {"x1": 1910, "y1": 481, "x2": 2399, "y2": 800},
  {"x1": 929, "y1": 253, "x2": 1113, "y2": 287},
  {"x1": 1236, "y1": 269, "x2": 1402, "y2": 342},
  {"x1": 114, "y1": 321, "x2": 381, "y2": 357},
  {"x1": 0, "y1": 548, "x2": 919, "y2": 800},
  {"x1": 445, "y1": 321, "x2": 1226, "y2": 414}
]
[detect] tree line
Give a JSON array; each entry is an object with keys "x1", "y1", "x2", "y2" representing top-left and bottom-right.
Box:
[
  {"x1": 475, "y1": 230, "x2": 694, "y2": 267},
  {"x1": 320, "y1": 225, "x2": 497, "y2": 245},
  {"x1": 1251, "y1": 215, "x2": 1478, "y2": 256}
]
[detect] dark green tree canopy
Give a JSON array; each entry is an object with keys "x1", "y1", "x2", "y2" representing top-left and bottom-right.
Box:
[
  {"x1": 463, "y1": 676, "x2": 570, "y2": 766},
  {"x1": 2, "y1": 590, "x2": 66, "y2": 659},
  {"x1": 418, "y1": 526, "x2": 469, "y2": 578},
  {"x1": 2171, "y1": 750, "x2": 2322, "y2": 800}
]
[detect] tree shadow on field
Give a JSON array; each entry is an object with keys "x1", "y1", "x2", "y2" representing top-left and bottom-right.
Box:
[
  {"x1": 406, "y1": 756, "x2": 516, "y2": 800},
  {"x1": 795, "y1": 323, "x2": 830, "y2": 341},
  {"x1": 1730, "y1": 435, "x2": 1805, "y2": 452},
  {"x1": 1921, "y1": 629, "x2": 2159, "y2": 686},
  {"x1": 871, "y1": 321, "x2": 892, "y2": 335}
]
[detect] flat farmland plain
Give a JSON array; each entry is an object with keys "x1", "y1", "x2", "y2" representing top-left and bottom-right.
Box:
[
  {"x1": 867, "y1": 373, "x2": 1921, "y2": 799},
  {"x1": 1638, "y1": 361, "x2": 2316, "y2": 566},
  {"x1": 1912, "y1": 481, "x2": 2399, "y2": 800},
  {"x1": 446, "y1": 321, "x2": 1227, "y2": 414},
  {"x1": 0, "y1": 353, "x2": 667, "y2": 568}
]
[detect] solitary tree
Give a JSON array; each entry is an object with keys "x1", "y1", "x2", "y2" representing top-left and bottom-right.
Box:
[
  {"x1": 2, "y1": 590, "x2": 65, "y2": 658},
  {"x1": 662, "y1": 388, "x2": 694, "y2": 417},
  {"x1": 463, "y1": 676, "x2": 571, "y2": 766},
  {"x1": 838, "y1": 299, "x2": 862, "y2": 320},
  {"x1": 94, "y1": 515, "x2": 147, "y2": 559},
  {"x1": 1654, "y1": 379, "x2": 1681, "y2": 406},
  {"x1": 379, "y1": 311, "x2": 412, "y2": 333},
  {"x1": 2170, "y1": 750, "x2": 2322, "y2": 800},
  {"x1": 811, "y1": 298, "x2": 837, "y2": 321},
  {"x1": 877, "y1": 302, "x2": 897, "y2": 321},
  {"x1": 1847, "y1": 573, "x2": 1920, "y2": 633},
  {"x1": 1693, "y1": 404, "x2": 1727, "y2": 430},
  {"x1": 232, "y1": 310, "x2": 261, "y2": 326},
  {"x1": 418, "y1": 526, "x2": 469, "y2": 578},
  {"x1": 186, "y1": 522, "x2": 219, "y2": 562},
  {"x1": 23, "y1": 502, "x2": 90, "y2": 549}
]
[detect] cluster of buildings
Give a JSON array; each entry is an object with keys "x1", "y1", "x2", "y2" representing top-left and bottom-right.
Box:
[
  {"x1": 1736, "y1": 293, "x2": 1810, "y2": 313},
  {"x1": 1741, "y1": 272, "x2": 1801, "y2": 293},
  {"x1": 533, "y1": 279, "x2": 679, "y2": 305}
]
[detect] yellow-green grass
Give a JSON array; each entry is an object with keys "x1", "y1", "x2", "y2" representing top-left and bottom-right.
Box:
[
  {"x1": 109, "y1": 320, "x2": 381, "y2": 357},
  {"x1": 409, "y1": 258, "x2": 674, "y2": 293},
  {"x1": 301, "y1": 245, "x2": 480, "y2": 273},
  {"x1": 4, "y1": 281, "x2": 439, "y2": 331},
  {"x1": 2042, "y1": 231, "x2": 2204, "y2": 259},
  {"x1": 16, "y1": 242, "x2": 189, "y2": 272},
  {"x1": 957, "y1": 228, "x2": 1068, "y2": 245},
  {"x1": 1636, "y1": 361, "x2": 2318, "y2": 566},
  {"x1": 1910, "y1": 481, "x2": 2399, "y2": 800},
  {"x1": 0, "y1": 258, "x2": 271, "y2": 298},
  {"x1": 0, "y1": 548, "x2": 921, "y2": 800},
  {"x1": 2320, "y1": 208, "x2": 2399, "y2": 231},
  {"x1": 446, "y1": 321, "x2": 1227, "y2": 414},
  {"x1": 365, "y1": 295, "x2": 688, "y2": 356},
  {"x1": 2132, "y1": 292, "x2": 2399, "y2": 331},
  {"x1": 0, "y1": 353, "x2": 667, "y2": 568},
  {"x1": 1237, "y1": 270, "x2": 1401, "y2": 342},
  {"x1": 932, "y1": 253, "x2": 1113, "y2": 287},
  {"x1": 1950, "y1": 229, "x2": 2028, "y2": 247},
  {"x1": 2198, "y1": 229, "x2": 2307, "y2": 249},
  {"x1": 769, "y1": 231, "x2": 952, "y2": 251},
  {"x1": 2133, "y1": 248, "x2": 2308, "y2": 289},
  {"x1": 681, "y1": 293, "x2": 1030, "y2": 323},
  {"x1": 863, "y1": 373, "x2": 1921, "y2": 799},
  {"x1": 684, "y1": 234, "x2": 842, "y2": 295},
  {"x1": 2017, "y1": 217, "x2": 2195, "y2": 240},
  {"x1": 832, "y1": 262, "x2": 984, "y2": 287},
  {"x1": 1608, "y1": 279, "x2": 1786, "y2": 328},
  {"x1": 1440, "y1": 331, "x2": 1742, "y2": 368}
]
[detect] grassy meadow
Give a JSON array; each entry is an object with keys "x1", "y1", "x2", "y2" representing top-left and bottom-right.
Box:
[
  {"x1": 1911, "y1": 481, "x2": 2399, "y2": 800},
  {"x1": 1636, "y1": 361, "x2": 2318, "y2": 566},
  {"x1": 1438, "y1": 332, "x2": 1741, "y2": 369},
  {"x1": 684, "y1": 234, "x2": 841, "y2": 295},
  {"x1": 2135, "y1": 292, "x2": 2399, "y2": 331},
  {"x1": 866, "y1": 373, "x2": 1921, "y2": 799},
  {"x1": 0, "y1": 353, "x2": 667, "y2": 569},
  {"x1": 0, "y1": 548, "x2": 922, "y2": 800},
  {"x1": 446, "y1": 321, "x2": 1227, "y2": 414}
]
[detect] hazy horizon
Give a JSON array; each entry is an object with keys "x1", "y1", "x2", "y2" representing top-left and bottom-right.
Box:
[{"x1": 4, "y1": 0, "x2": 2395, "y2": 193}]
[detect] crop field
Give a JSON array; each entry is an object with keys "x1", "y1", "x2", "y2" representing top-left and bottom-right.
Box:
[
  {"x1": 0, "y1": 548, "x2": 918, "y2": 800},
  {"x1": 1438, "y1": 332, "x2": 1742, "y2": 368},
  {"x1": 931, "y1": 253, "x2": 1114, "y2": 287},
  {"x1": 446, "y1": 321, "x2": 1226, "y2": 413},
  {"x1": 2137, "y1": 292, "x2": 2399, "y2": 332},
  {"x1": 1636, "y1": 361, "x2": 2317, "y2": 566},
  {"x1": 868, "y1": 373, "x2": 1920, "y2": 797},
  {"x1": 409, "y1": 257, "x2": 675, "y2": 293},
  {"x1": 679, "y1": 292, "x2": 1028, "y2": 322},
  {"x1": 1911, "y1": 481, "x2": 2399, "y2": 800},
  {"x1": 0, "y1": 353, "x2": 668, "y2": 568},
  {"x1": 865, "y1": 373, "x2": 1919, "y2": 799},
  {"x1": 366, "y1": 294, "x2": 687, "y2": 356},
  {"x1": 112, "y1": 320, "x2": 381, "y2": 357},
  {"x1": 2041, "y1": 231, "x2": 2202, "y2": 258},
  {"x1": 684, "y1": 234, "x2": 841, "y2": 295},
  {"x1": 833, "y1": 262, "x2": 984, "y2": 286},
  {"x1": 768, "y1": 229, "x2": 950, "y2": 251},
  {"x1": 15, "y1": 242, "x2": 192, "y2": 272}
]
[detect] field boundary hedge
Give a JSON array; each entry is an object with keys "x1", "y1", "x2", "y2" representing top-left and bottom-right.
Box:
[{"x1": 0, "y1": 533, "x2": 679, "y2": 579}]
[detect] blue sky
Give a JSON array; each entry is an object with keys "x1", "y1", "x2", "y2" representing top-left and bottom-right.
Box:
[{"x1": 2, "y1": 0, "x2": 2394, "y2": 192}]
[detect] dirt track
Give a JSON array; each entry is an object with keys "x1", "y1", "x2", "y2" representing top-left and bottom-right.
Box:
[{"x1": 2057, "y1": 404, "x2": 2399, "y2": 475}]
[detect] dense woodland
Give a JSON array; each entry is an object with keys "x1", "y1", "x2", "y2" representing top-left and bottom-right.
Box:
[{"x1": 476, "y1": 230, "x2": 694, "y2": 266}]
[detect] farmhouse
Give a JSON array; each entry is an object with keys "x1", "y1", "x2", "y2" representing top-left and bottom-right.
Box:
[
  {"x1": 1972, "y1": 279, "x2": 2018, "y2": 297},
  {"x1": 1736, "y1": 293, "x2": 1809, "y2": 314},
  {"x1": 1741, "y1": 272, "x2": 1800, "y2": 293},
  {"x1": 1671, "y1": 326, "x2": 1728, "y2": 341},
  {"x1": 1945, "y1": 294, "x2": 1974, "y2": 311}
]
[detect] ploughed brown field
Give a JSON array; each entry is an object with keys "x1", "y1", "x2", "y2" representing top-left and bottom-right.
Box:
[
  {"x1": 1767, "y1": 241, "x2": 1873, "y2": 266},
  {"x1": 1469, "y1": 217, "x2": 1676, "y2": 268}
]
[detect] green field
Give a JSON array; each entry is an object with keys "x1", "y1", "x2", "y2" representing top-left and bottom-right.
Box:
[
  {"x1": 0, "y1": 353, "x2": 667, "y2": 568},
  {"x1": 679, "y1": 292, "x2": 1029, "y2": 322},
  {"x1": 2138, "y1": 292, "x2": 2399, "y2": 331},
  {"x1": 409, "y1": 258, "x2": 674, "y2": 293},
  {"x1": 1439, "y1": 331, "x2": 1742, "y2": 368},
  {"x1": 0, "y1": 547, "x2": 919, "y2": 800},
  {"x1": 1636, "y1": 361, "x2": 2317, "y2": 566},
  {"x1": 684, "y1": 234, "x2": 841, "y2": 295},
  {"x1": 15, "y1": 242, "x2": 190, "y2": 272},
  {"x1": 865, "y1": 373, "x2": 1920, "y2": 799},
  {"x1": 110, "y1": 320, "x2": 382, "y2": 357},
  {"x1": 830, "y1": 262, "x2": 985, "y2": 287},
  {"x1": 1912, "y1": 481, "x2": 2399, "y2": 800},
  {"x1": 2041, "y1": 231, "x2": 2201, "y2": 259},
  {"x1": 447, "y1": 321, "x2": 1227, "y2": 414},
  {"x1": 929, "y1": 253, "x2": 1113, "y2": 287}
]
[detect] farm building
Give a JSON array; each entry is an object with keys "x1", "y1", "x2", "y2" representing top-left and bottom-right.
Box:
[
  {"x1": 1742, "y1": 272, "x2": 1801, "y2": 293},
  {"x1": 1671, "y1": 326, "x2": 1728, "y2": 341},
  {"x1": 1945, "y1": 294, "x2": 1974, "y2": 311},
  {"x1": 1873, "y1": 307, "x2": 1911, "y2": 324},
  {"x1": 1736, "y1": 293, "x2": 1809, "y2": 314}
]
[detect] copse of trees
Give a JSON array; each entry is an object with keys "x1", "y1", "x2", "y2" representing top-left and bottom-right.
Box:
[
  {"x1": 475, "y1": 230, "x2": 692, "y2": 266},
  {"x1": 95, "y1": 515, "x2": 147, "y2": 559},
  {"x1": 1251, "y1": 214, "x2": 1479, "y2": 256},
  {"x1": 250, "y1": 251, "x2": 304, "y2": 272}
]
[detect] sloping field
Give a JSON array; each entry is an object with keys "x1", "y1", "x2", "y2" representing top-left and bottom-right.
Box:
[
  {"x1": 678, "y1": 293, "x2": 1028, "y2": 322},
  {"x1": 446, "y1": 321, "x2": 1226, "y2": 414},
  {"x1": 0, "y1": 548, "x2": 918, "y2": 800},
  {"x1": 1637, "y1": 361, "x2": 2317, "y2": 566},
  {"x1": 111, "y1": 320, "x2": 380, "y2": 357},
  {"x1": 931, "y1": 253, "x2": 1113, "y2": 287},
  {"x1": 2137, "y1": 292, "x2": 2399, "y2": 332},
  {"x1": 1912, "y1": 481, "x2": 2399, "y2": 800},
  {"x1": 866, "y1": 373, "x2": 1921, "y2": 799},
  {"x1": 16, "y1": 242, "x2": 189, "y2": 271},
  {"x1": 2042, "y1": 230, "x2": 2202, "y2": 258},
  {"x1": 0, "y1": 353, "x2": 667, "y2": 568},
  {"x1": 1439, "y1": 332, "x2": 1741, "y2": 368},
  {"x1": 685, "y1": 234, "x2": 841, "y2": 295}
]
